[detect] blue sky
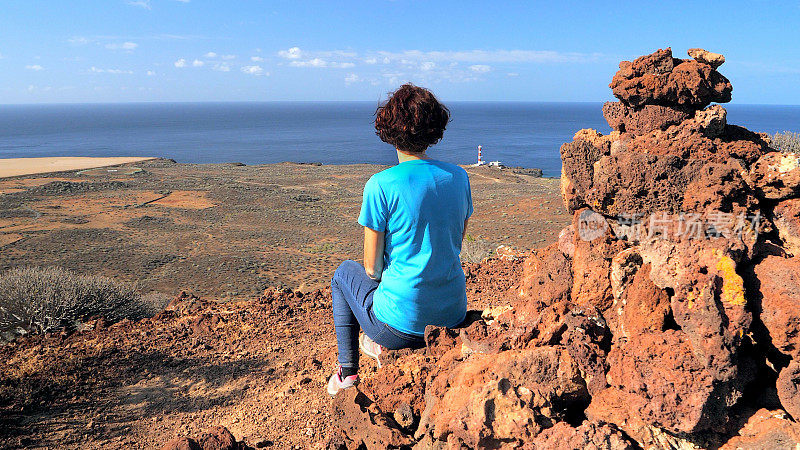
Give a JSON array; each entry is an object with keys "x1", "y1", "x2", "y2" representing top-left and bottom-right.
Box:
[{"x1": 1, "y1": 0, "x2": 798, "y2": 104}]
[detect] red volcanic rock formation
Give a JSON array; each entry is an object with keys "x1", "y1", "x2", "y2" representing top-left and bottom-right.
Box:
[{"x1": 328, "y1": 48, "x2": 800, "y2": 449}]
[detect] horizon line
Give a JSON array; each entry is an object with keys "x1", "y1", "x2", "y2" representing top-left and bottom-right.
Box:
[{"x1": 2, "y1": 100, "x2": 800, "y2": 107}]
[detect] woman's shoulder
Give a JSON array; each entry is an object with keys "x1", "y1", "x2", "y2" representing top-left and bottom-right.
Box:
[{"x1": 430, "y1": 160, "x2": 470, "y2": 182}]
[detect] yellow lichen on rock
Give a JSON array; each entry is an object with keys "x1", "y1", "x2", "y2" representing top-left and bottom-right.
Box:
[{"x1": 714, "y1": 252, "x2": 746, "y2": 306}]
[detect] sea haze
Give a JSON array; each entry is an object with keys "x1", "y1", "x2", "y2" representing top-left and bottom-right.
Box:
[{"x1": 0, "y1": 102, "x2": 797, "y2": 178}]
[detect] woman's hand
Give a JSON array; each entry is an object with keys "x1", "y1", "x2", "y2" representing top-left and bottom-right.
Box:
[{"x1": 364, "y1": 226, "x2": 385, "y2": 281}]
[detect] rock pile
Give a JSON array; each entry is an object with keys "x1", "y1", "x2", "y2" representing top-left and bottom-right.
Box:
[{"x1": 329, "y1": 48, "x2": 800, "y2": 449}]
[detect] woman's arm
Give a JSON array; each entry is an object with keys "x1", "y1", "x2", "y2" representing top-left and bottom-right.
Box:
[
  {"x1": 364, "y1": 227, "x2": 385, "y2": 280},
  {"x1": 463, "y1": 218, "x2": 469, "y2": 243}
]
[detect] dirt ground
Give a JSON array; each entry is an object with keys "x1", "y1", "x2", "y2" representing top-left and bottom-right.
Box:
[
  {"x1": 0, "y1": 257, "x2": 524, "y2": 449},
  {"x1": 0, "y1": 159, "x2": 569, "y2": 300},
  {"x1": 0, "y1": 160, "x2": 567, "y2": 449}
]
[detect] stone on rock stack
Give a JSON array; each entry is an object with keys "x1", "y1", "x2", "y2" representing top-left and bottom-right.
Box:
[
  {"x1": 609, "y1": 47, "x2": 732, "y2": 108},
  {"x1": 688, "y1": 47, "x2": 726, "y2": 69}
]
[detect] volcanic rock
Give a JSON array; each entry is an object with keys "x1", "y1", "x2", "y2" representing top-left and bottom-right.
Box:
[
  {"x1": 610, "y1": 262, "x2": 670, "y2": 338},
  {"x1": 639, "y1": 239, "x2": 753, "y2": 375},
  {"x1": 602, "y1": 101, "x2": 692, "y2": 135},
  {"x1": 773, "y1": 198, "x2": 800, "y2": 255},
  {"x1": 589, "y1": 330, "x2": 721, "y2": 435},
  {"x1": 161, "y1": 426, "x2": 239, "y2": 450},
  {"x1": 531, "y1": 421, "x2": 635, "y2": 449},
  {"x1": 330, "y1": 388, "x2": 412, "y2": 449},
  {"x1": 162, "y1": 437, "x2": 202, "y2": 450},
  {"x1": 414, "y1": 347, "x2": 589, "y2": 447},
  {"x1": 719, "y1": 409, "x2": 800, "y2": 449},
  {"x1": 581, "y1": 151, "x2": 706, "y2": 216},
  {"x1": 518, "y1": 242, "x2": 572, "y2": 304},
  {"x1": 198, "y1": 426, "x2": 238, "y2": 450},
  {"x1": 628, "y1": 107, "x2": 770, "y2": 165},
  {"x1": 570, "y1": 209, "x2": 626, "y2": 312},
  {"x1": 560, "y1": 139, "x2": 602, "y2": 211},
  {"x1": 688, "y1": 48, "x2": 726, "y2": 69},
  {"x1": 610, "y1": 47, "x2": 732, "y2": 108},
  {"x1": 750, "y1": 151, "x2": 800, "y2": 200},
  {"x1": 777, "y1": 361, "x2": 800, "y2": 420},
  {"x1": 754, "y1": 255, "x2": 800, "y2": 359}
]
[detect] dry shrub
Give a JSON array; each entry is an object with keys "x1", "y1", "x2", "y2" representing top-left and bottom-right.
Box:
[
  {"x1": 771, "y1": 131, "x2": 800, "y2": 153},
  {"x1": 460, "y1": 234, "x2": 496, "y2": 264},
  {"x1": 0, "y1": 266, "x2": 159, "y2": 341}
]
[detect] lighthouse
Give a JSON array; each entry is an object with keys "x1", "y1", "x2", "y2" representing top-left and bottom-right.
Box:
[{"x1": 474, "y1": 145, "x2": 486, "y2": 166}]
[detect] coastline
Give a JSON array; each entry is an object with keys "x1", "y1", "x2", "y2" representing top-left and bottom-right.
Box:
[
  {"x1": 0, "y1": 156, "x2": 156, "y2": 179},
  {"x1": 0, "y1": 156, "x2": 557, "y2": 180}
]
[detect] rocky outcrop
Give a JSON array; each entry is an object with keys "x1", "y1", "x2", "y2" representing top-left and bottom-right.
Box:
[{"x1": 330, "y1": 47, "x2": 800, "y2": 449}]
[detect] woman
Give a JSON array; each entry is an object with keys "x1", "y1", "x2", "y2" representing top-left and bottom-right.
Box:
[{"x1": 328, "y1": 84, "x2": 473, "y2": 395}]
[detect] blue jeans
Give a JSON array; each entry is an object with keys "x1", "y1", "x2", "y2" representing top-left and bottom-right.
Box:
[{"x1": 331, "y1": 260, "x2": 425, "y2": 369}]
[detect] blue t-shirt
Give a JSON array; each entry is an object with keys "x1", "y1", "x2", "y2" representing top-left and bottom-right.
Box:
[{"x1": 358, "y1": 159, "x2": 473, "y2": 336}]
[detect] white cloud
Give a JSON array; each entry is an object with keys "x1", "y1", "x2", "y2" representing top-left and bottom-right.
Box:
[
  {"x1": 364, "y1": 57, "x2": 377, "y2": 65},
  {"x1": 289, "y1": 58, "x2": 354, "y2": 68},
  {"x1": 25, "y1": 65, "x2": 43, "y2": 71},
  {"x1": 251, "y1": 56, "x2": 264, "y2": 62},
  {"x1": 68, "y1": 36, "x2": 90, "y2": 45},
  {"x1": 469, "y1": 64, "x2": 492, "y2": 73},
  {"x1": 221, "y1": 54, "x2": 236, "y2": 60},
  {"x1": 213, "y1": 63, "x2": 230, "y2": 72},
  {"x1": 344, "y1": 73, "x2": 361, "y2": 84},
  {"x1": 174, "y1": 58, "x2": 187, "y2": 68},
  {"x1": 105, "y1": 42, "x2": 138, "y2": 51},
  {"x1": 375, "y1": 49, "x2": 600, "y2": 64},
  {"x1": 147, "y1": 70, "x2": 156, "y2": 76},
  {"x1": 241, "y1": 65, "x2": 266, "y2": 76},
  {"x1": 90, "y1": 66, "x2": 133, "y2": 74},
  {"x1": 204, "y1": 52, "x2": 217, "y2": 58},
  {"x1": 126, "y1": 0, "x2": 151, "y2": 9},
  {"x1": 278, "y1": 47, "x2": 303, "y2": 59},
  {"x1": 192, "y1": 59, "x2": 204, "y2": 67},
  {"x1": 290, "y1": 58, "x2": 325, "y2": 67},
  {"x1": 420, "y1": 61, "x2": 436, "y2": 71},
  {"x1": 507, "y1": 72, "x2": 519, "y2": 77}
]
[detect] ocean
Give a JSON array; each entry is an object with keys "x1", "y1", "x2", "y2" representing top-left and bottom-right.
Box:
[{"x1": 0, "y1": 102, "x2": 798, "y2": 178}]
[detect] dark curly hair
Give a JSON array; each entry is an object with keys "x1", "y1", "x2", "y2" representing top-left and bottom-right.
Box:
[{"x1": 374, "y1": 84, "x2": 450, "y2": 153}]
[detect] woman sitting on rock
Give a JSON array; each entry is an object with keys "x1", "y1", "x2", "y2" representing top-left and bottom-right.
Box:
[{"x1": 327, "y1": 84, "x2": 473, "y2": 395}]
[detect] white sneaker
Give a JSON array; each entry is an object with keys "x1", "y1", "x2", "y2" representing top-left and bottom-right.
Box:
[
  {"x1": 327, "y1": 366, "x2": 358, "y2": 396},
  {"x1": 359, "y1": 333, "x2": 384, "y2": 368}
]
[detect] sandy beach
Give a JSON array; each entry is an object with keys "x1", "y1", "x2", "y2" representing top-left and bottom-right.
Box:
[{"x1": 0, "y1": 156, "x2": 155, "y2": 179}]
